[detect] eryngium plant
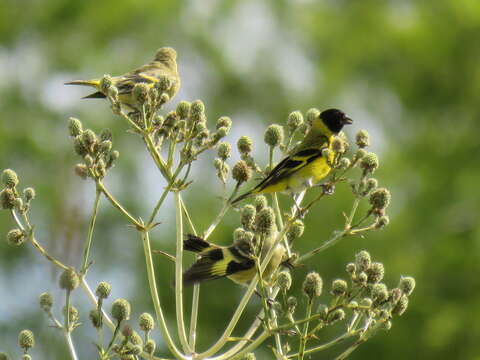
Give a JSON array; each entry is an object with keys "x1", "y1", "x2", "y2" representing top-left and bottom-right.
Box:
[{"x1": 0, "y1": 72, "x2": 415, "y2": 360}]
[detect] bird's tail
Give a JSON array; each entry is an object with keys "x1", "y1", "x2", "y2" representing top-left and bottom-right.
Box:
[
  {"x1": 64, "y1": 79, "x2": 99, "y2": 87},
  {"x1": 184, "y1": 234, "x2": 214, "y2": 253}
]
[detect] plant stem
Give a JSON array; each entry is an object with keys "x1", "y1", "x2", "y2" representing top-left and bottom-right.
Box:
[
  {"x1": 297, "y1": 299, "x2": 313, "y2": 359},
  {"x1": 287, "y1": 330, "x2": 360, "y2": 358},
  {"x1": 334, "y1": 338, "x2": 365, "y2": 360},
  {"x1": 64, "y1": 330, "x2": 79, "y2": 360},
  {"x1": 203, "y1": 183, "x2": 240, "y2": 240},
  {"x1": 80, "y1": 189, "x2": 101, "y2": 274},
  {"x1": 228, "y1": 331, "x2": 270, "y2": 360}
]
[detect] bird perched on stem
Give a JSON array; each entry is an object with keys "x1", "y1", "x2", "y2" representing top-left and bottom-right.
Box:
[
  {"x1": 232, "y1": 108, "x2": 353, "y2": 204},
  {"x1": 65, "y1": 47, "x2": 180, "y2": 111}
]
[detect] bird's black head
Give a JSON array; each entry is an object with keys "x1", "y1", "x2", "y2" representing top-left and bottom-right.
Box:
[{"x1": 320, "y1": 108, "x2": 353, "y2": 134}]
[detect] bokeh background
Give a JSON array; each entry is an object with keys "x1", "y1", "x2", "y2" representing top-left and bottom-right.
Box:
[{"x1": 1, "y1": 0, "x2": 479, "y2": 359}]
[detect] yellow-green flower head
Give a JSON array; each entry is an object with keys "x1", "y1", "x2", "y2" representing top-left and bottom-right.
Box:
[
  {"x1": 237, "y1": 136, "x2": 253, "y2": 154},
  {"x1": 317, "y1": 304, "x2": 328, "y2": 320},
  {"x1": 59, "y1": 269, "x2": 79, "y2": 291},
  {"x1": 39, "y1": 292, "x2": 53, "y2": 312},
  {"x1": 74, "y1": 164, "x2": 88, "y2": 179},
  {"x1": 164, "y1": 111, "x2": 179, "y2": 128},
  {"x1": 370, "y1": 188, "x2": 391, "y2": 210},
  {"x1": 176, "y1": 101, "x2": 191, "y2": 119},
  {"x1": 217, "y1": 116, "x2": 232, "y2": 131},
  {"x1": 390, "y1": 288, "x2": 402, "y2": 304},
  {"x1": 287, "y1": 296, "x2": 297, "y2": 314},
  {"x1": 328, "y1": 308, "x2": 345, "y2": 324},
  {"x1": 232, "y1": 160, "x2": 252, "y2": 184},
  {"x1": 218, "y1": 142, "x2": 231, "y2": 162},
  {"x1": 7, "y1": 228, "x2": 25, "y2": 246},
  {"x1": 68, "y1": 117, "x2": 83, "y2": 137},
  {"x1": 95, "y1": 281, "x2": 112, "y2": 299},
  {"x1": 380, "y1": 320, "x2": 392, "y2": 331},
  {"x1": 81, "y1": 129, "x2": 97, "y2": 148},
  {"x1": 287, "y1": 111, "x2": 304, "y2": 132},
  {"x1": 190, "y1": 100, "x2": 205, "y2": 120},
  {"x1": 23, "y1": 188, "x2": 36, "y2": 202},
  {"x1": 214, "y1": 127, "x2": 229, "y2": 141},
  {"x1": 393, "y1": 294, "x2": 409, "y2": 316},
  {"x1": 18, "y1": 330, "x2": 35, "y2": 350},
  {"x1": 73, "y1": 136, "x2": 88, "y2": 157},
  {"x1": 331, "y1": 136, "x2": 346, "y2": 153},
  {"x1": 89, "y1": 309, "x2": 102, "y2": 329},
  {"x1": 337, "y1": 157, "x2": 351, "y2": 170},
  {"x1": 346, "y1": 262, "x2": 356, "y2": 274},
  {"x1": 99, "y1": 140, "x2": 112, "y2": 154},
  {"x1": 376, "y1": 215, "x2": 390, "y2": 228},
  {"x1": 303, "y1": 271, "x2": 323, "y2": 299},
  {"x1": 0, "y1": 188, "x2": 16, "y2": 209},
  {"x1": 355, "y1": 250, "x2": 371, "y2": 272},
  {"x1": 100, "y1": 74, "x2": 113, "y2": 93},
  {"x1": 241, "y1": 204, "x2": 256, "y2": 230},
  {"x1": 371, "y1": 283, "x2": 389, "y2": 303},
  {"x1": 360, "y1": 152, "x2": 379, "y2": 174},
  {"x1": 129, "y1": 330, "x2": 143, "y2": 346},
  {"x1": 305, "y1": 108, "x2": 320, "y2": 125},
  {"x1": 331, "y1": 279, "x2": 348, "y2": 296},
  {"x1": 240, "y1": 353, "x2": 256, "y2": 360},
  {"x1": 157, "y1": 74, "x2": 172, "y2": 92},
  {"x1": 286, "y1": 219, "x2": 304, "y2": 242},
  {"x1": 365, "y1": 178, "x2": 378, "y2": 193},
  {"x1": 357, "y1": 271, "x2": 368, "y2": 285},
  {"x1": 0, "y1": 352, "x2": 10, "y2": 360},
  {"x1": 144, "y1": 339, "x2": 156, "y2": 354},
  {"x1": 139, "y1": 312, "x2": 155, "y2": 332},
  {"x1": 255, "y1": 207, "x2": 275, "y2": 236},
  {"x1": 277, "y1": 271, "x2": 292, "y2": 292},
  {"x1": 2, "y1": 169, "x2": 19, "y2": 189},
  {"x1": 356, "y1": 129, "x2": 370, "y2": 148},
  {"x1": 354, "y1": 148, "x2": 367, "y2": 161},
  {"x1": 99, "y1": 129, "x2": 112, "y2": 142},
  {"x1": 367, "y1": 262, "x2": 385, "y2": 284},
  {"x1": 264, "y1": 124, "x2": 284, "y2": 148},
  {"x1": 131, "y1": 345, "x2": 143, "y2": 356},
  {"x1": 213, "y1": 158, "x2": 223, "y2": 171},
  {"x1": 111, "y1": 298, "x2": 131, "y2": 322},
  {"x1": 399, "y1": 276, "x2": 416, "y2": 296},
  {"x1": 121, "y1": 324, "x2": 134, "y2": 338},
  {"x1": 254, "y1": 195, "x2": 267, "y2": 211},
  {"x1": 360, "y1": 297, "x2": 373, "y2": 308}
]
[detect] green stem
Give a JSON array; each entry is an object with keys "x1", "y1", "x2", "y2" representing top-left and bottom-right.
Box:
[
  {"x1": 228, "y1": 331, "x2": 270, "y2": 360},
  {"x1": 272, "y1": 194, "x2": 292, "y2": 259},
  {"x1": 298, "y1": 299, "x2": 313, "y2": 359},
  {"x1": 287, "y1": 330, "x2": 360, "y2": 358},
  {"x1": 334, "y1": 338, "x2": 365, "y2": 360},
  {"x1": 80, "y1": 189, "x2": 101, "y2": 274}
]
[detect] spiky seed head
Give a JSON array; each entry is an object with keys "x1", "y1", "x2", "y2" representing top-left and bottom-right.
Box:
[
  {"x1": 213, "y1": 158, "x2": 223, "y2": 170},
  {"x1": 390, "y1": 288, "x2": 402, "y2": 304},
  {"x1": 360, "y1": 297, "x2": 373, "y2": 308},
  {"x1": 18, "y1": 330, "x2": 34, "y2": 350},
  {"x1": 73, "y1": 136, "x2": 88, "y2": 157},
  {"x1": 376, "y1": 215, "x2": 390, "y2": 229},
  {"x1": 277, "y1": 271, "x2": 292, "y2": 292},
  {"x1": 355, "y1": 250, "x2": 371, "y2": 272},
  {"x1": 331, "y1": 279, "x2": 348, "y2": 296},
  {"x1": 23, "y1": 187, "x2": 36, "y2": 202},
  {"x1": 81, "y1": 129, "x2": 97, "y2": 148},
  {"x1": 96, "y1": 281, "x2": 112, "y2": 299},
  {"x1": 356, "y1": 129, "x2": 370, "y2": 148},
  {"x1": 98, "y1": 129, "x2": 112, "y2": 142},
  {"x1": 365, "y1": 178, "x2": 378, "y2": 194},
  {"x1": 380, "y1": 320, "x2": 392, "y2": 331},
  {"x1": 303, "y1": 271, "x2": 323, "y2": 300},
  {"x1": 232, "y1": 160, "x2": 252, "y2": 184},
  {"x1": 74, "y1": 164, "x2": 88, "y2": 179},
  {"x1": 59, "y1": 269, "x2": 79, "y2": 291},
  {"x1": 68, "y1": 117, "x2": 83, "y2": 137},
  {"x1": 157, "y1": 75, "x2": 172, "y2": 92},
  {"x1": 287, "y1": 111, "x2": 304, "y2": 132},
  {"x1": 360, "y1": 152, "x2": 379, "y2": 174},
  {"x1": 331, "y1": 136, "x2": 345, "y2": 153},
  {"x1": 190, "y1": 100, "x2": 205, "y2": 119},
  {"x1": 100, "y1": 75, "x2": 113, "y2": 93},
  {"x1": 255, "y1": 207, "x2": 275, "y2": 236},
  {"x1": 176, "y1": 101, "x2": 190, "y2": 119},
  {"x1": 89, "y1": 309, "x2": 102, "y2": 328},
  {"x1": 131, "y1": 345, "x2": 143, "y2": 356},
  {"x1": 237, "y1": 136, "x2": 253, "y2": 154},
  {"x1": 133, "y1": 83, "x2": 150, "y2": 105},
  {"x1": 7, "y1": 229, "x2": 25, "y2": 246},
  {"x1": 306, "y1": 108, "x2": 320, "y2": 125},
  {"x1": 0, "y1": 189, "x2": 16, "y2": 209},
  {"x1": 217, "y1": 142, "x2": 231, "y2": 160},
  {"x1": 370, "y1": 188, "x2": 391, "y2": 210},
  {"x1": 84, "y1": 155, "x2": 94, "y2": 168},
  {"x1": 254, "y1": 195, "x2": 267, "y2": 211},
  {"x1": 39, "y1": 292, "x2": 53, "y2": 312},
  {"x1": 346, "y1": 262, "x2": 356, "y2": 274},
  {"x1": 286, "y1": 219, "x2": 304, "y2": 241},
  {"x1": 99, "y1": 140, "x2": 112, "y2": 154},
  {"x1": 130, "y1": 331, "x2": 143, "y2": 346},
  {"x1": 287, "y1": 296, "x2": 297, "y2": 314},
  {"x1": 2, "y1": 169, "x2": 19, "y2": 188},
  {"x1": 241, "y1": 204, "x2": 256, "y2": 230},
  {"x1": 264, "y1": 124, "x2": 284, "y2": 147},
  {"x1": 216, "y1": 116, "x2": 232, "y2": 130},
  {"x1": 111, "y1": 298, "x2": 131, "y2": 322},
  {"x1": 121, "y1": 324, "x2": 134, "y2": 338},
  {"x1": 328, "y1": 309, "x2": 346, "y2": 324},
  {"x1": 367, "y1": 262, "x2": 385, "y2": 283},
  {"x1": 214, "y1": 126, "x2": 229, "y2": 141},
  {"x1": 337, "y1": 157, "x2": 351, "y2": 170},
  {"x1": 371, "y1": 283, "x2": 389, "y2": 303},
  {"x1": 139, "y1": 312, "x2": 155, "y2": 332},
  {"x1": 144, "y1": 339, "x2": 156, "y2": 354},
  {"x1": 393, "y1": 294, "x2": 409, "y2": 316},
  {"x1": 317, "y1": 304, "x2": 329, "y2": 320},
  {"x1": 399, "y1": 276, "x2": 416, "y2": 296},
  {"x1": 357, "y1": 271, "x2": 368, "y2": 285}
]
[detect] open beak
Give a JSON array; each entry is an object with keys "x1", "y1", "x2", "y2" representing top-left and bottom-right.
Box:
[{"x1": 343, "y1": 116, "x2": 353, "y2": 125}]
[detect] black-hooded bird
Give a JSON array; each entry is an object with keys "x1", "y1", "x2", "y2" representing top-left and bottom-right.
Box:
[
  {"x1": 65, "y1": 47, "x2": 180, "y2": 111},
  {"x1": 232, "y1": 108, "x2": 352, "y2": 204}
]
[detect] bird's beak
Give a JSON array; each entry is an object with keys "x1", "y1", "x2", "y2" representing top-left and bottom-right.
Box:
[{"x1": 342, "y1": 116, "x2": 353, "y2": 125}]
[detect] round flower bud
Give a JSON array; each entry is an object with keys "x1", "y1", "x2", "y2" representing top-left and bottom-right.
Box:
[
  {"x1": 14, "y1": 198, "x2": 23, "y2": 212},
  {"x1": 337, "y1": 157, "x2": 351, "y2": 170},
  {"x1": 331, "y1": 137, "x2": 345, "y2": 154},
  {"x1": 349, "y1": 300, "x2": 359, "y2": 309},
  {"x1": 287, "y1": 111, "x2": 304, "y2": 132},
  {"x1": 122, "y1": 324, "x2": 134, "y2": 338},
  {"x1": 277, "y1": 271, "x2": 292, "y2": 292},
  {"x1": 22, "y1": 356, "x2": 31, "y2": 360},
  {"x1": 81, "y1": 129, "x2": 97, "y2": 149},
  {"x1": 59, "y1": 269, "x2": 79, "y2": 291},
  {"x1": 302, "y1": 271, "x2": 323, "y2": 300},
  {"x1": 240, "y1": 354, "x2": 256, "y2": 360},
  {"x1": 255, "y1": 207, "x2": 275, "y2": 236},
  {"x1": 392, "y1": 295, "x2": 409, "y2": 316},
  {"x1": 157, "y1": 75, "x2": 171, "y2": 92},
  {"x1": 89, "y1": 309, "x2": 102, "y2": 329},
  {"x1": 241, "y1": 204, "x2": 256, "y2": 230},
  {"x1": 354, "y1": 148, "x2": 367, "y2": 162},
  {"x1": 65, "y1": 305, "x2": 79, "y2": 323},
  {"x1": 131, "y1": 345, "x2": 143, "y2": 356},
  {"x1": 99, "y1": 140, "x2": 112, "y2": 154},
  {"x1": 217, "y1": 142, "x2": 231, "y2": 160},
  {"x1": 96, "y1": 281, "x2": 112, "y2": 299},
  {"x1": 7, "y1": 229, "x2": 25, "y2": 246},
  {"x1": 331, "y1": 279, "x2": 348, "y2": 296},
  {"x1": 39, "y1": 292, "x2": 53, "y2": 312},
  {"x1": 254, "y1": 196, "x2": 267, "y2": 211},
  {"x1": 306, "y1": 108, "x2": 320, "y2": 125},
  {"x1": 176, "y1": 101, "x2": 191, "y2": 119},
  {"x1": 355, "y1": 250, "x2": 371, "y2": 272},
  {"x1": 2, "y1": 169, "x2": 19, "y2": 188},
  {"x1": 73, "y1": 136, "x2": 88, "y2": 157},
  {"x1": 366, "y1": 262, "x2": 384, "y2": 284},
  {"x1": 390, "y1": 288, "x2": 402, "y2": 304},
  {"x1": 369, "y1": 188, "x2": 391, "y2": 210},
  {"x1": 133, "y1": 83, "x2": 150, "y2": 105},
  {"x1": 111, "y1": 298, "x2": 131, "y2": 322},
  {"x1": 84, "y1": 155, "x2": 94, "y2": 168},
  {"x1": 380, "y1": 320, "x2": 392, "y2": 331},
  {"x1": 130, "y1": 331, "x2": 143, "y2": 346},
  {"x1": 264, "y1": 124, "x2": 284, "y2": 148},
  {"x1": 356, "y1": 130, "x2": 370, "y2": 148},
  {"x1": 23, "y1": 187, "x2": 36, "y2": 202},
  {"x1": 74, "y1": 164, "x2": 88, "y2": 179},
  {"x1": 364, "y1": 178, "x2": 378, "y2": 195},
  {"x1": 286, "y1": 219, "x2": 304, "y2": 242},
  {"x1": 214, "y1": 126, "x2": 229, "y2": 140},
  {"x1": 328, "y1": 309, "x2": 345, "y2": 324},
  {"x1": 232, "y1": 160, "x2": 252, "y2": 184},
  {"x1": 371, "y1": 283, "x2": 389, "y2": 303},
  {"x1": 68, "y1": 117, "x2": 83, "y2": 137},
  {"x1": 360, "y1": 152, "x2": 379, "y2": 174},
  {"x1": 99, "y1": 75, "x2": 113, "y2": 93},
  {"x1": 317, "y1": 304, "x2": 329, "y2": 320},
  {"x1": 0, "y1": 189, "x2": 16, "y2": 209},
  {"x1": 190, "y1": 100, "x2": 205, "y2": 119},
  {"x1": 18, "y1": 330, "x2": 34, "y2": 350},
  {"x1": 216, "y1": 116, "x2": 232, "y2": 130},
  {"x1": 0, "y1": 352, "x2": 10, "y2": 360},
  {"x1": 357, "y1": 271, "x2": 368, "y2": 285},
  {"x1": 237, "y1": 136, "x2": 253, "y2": 154},
  {"x1": 287, "y1": 296, "x2": 297, "y2": 314},
  {"x1": 376, "y1": 215, "x2": 390, "y2": 229},
  {"x1": 346, "y1": 262, "x2": 356, "y2": 274},
  {"x1": 144, "y1": 339, "x2": 156, "y2": 354},
  {"x1": 321, "y1": 148, "x2": 332, "y2": 160},
  {"x1": 399, "y1": 276, "x2": 416, "y2": 296},
  {"x1": 98, "y1": 129, "x2": 112, "y2": 143},
  {"x1": 139, "y1": 312, "x2": 155, "y2": 332},
  {"x1": 360, "y1": 297, "x2": 372, "y2": 308}
]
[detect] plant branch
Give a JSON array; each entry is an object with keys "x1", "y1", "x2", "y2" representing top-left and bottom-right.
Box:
[{"x1": 80, "y1": 188, "x2": 101, "y2": 274}]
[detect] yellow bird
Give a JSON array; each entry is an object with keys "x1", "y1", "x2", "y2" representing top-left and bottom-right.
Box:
[
  {"x1": 232, "y1": 108, "x2": 353, "y2": 204},
  {"x1": 65, "y1": 47, "x2": 180, "y2": 111},
  {"x1": 182, "y1": 234, "x2": 285, "y2": 286}
]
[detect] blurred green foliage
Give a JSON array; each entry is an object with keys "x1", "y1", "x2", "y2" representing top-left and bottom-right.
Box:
[{"x1": 1, "y1": 0, "x2": 479, "y2": 359}]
